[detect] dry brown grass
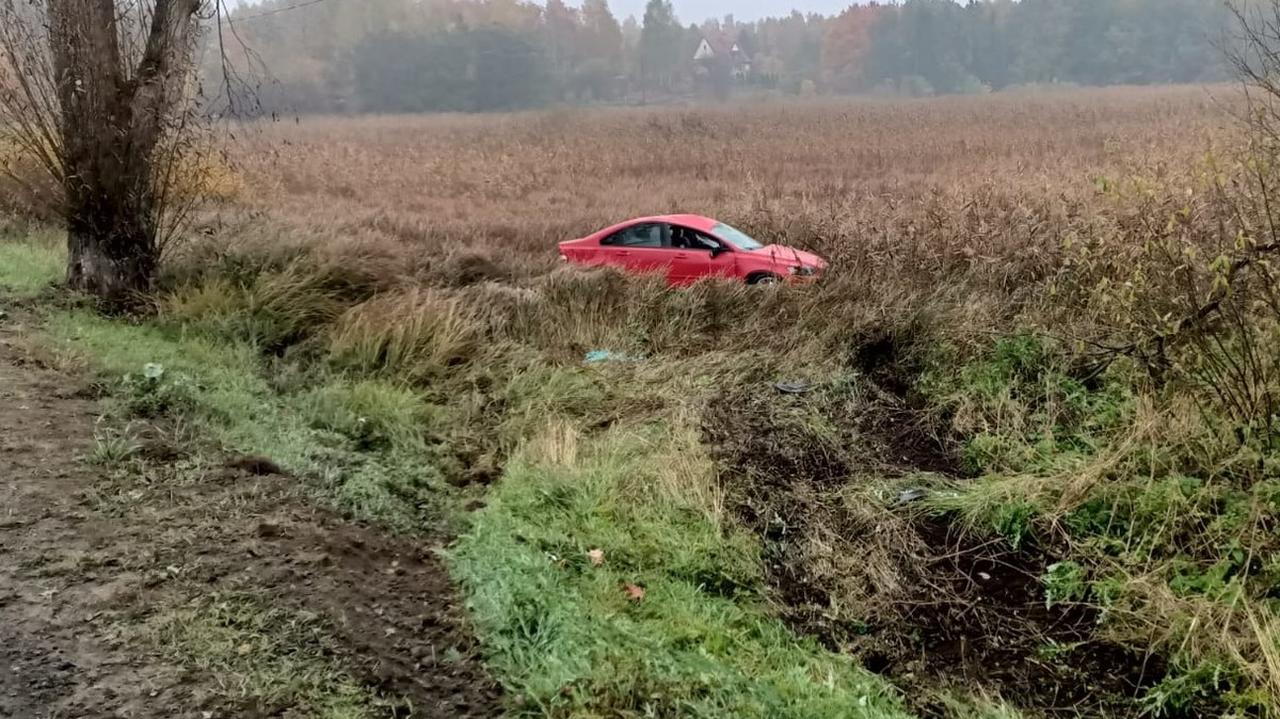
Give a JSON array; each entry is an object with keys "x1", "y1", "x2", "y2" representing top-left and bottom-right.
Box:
[
  {"x1": 201, "y1": 85, "x2": 1241, "y2": 380},
  {"x1": 227, "y1": 86, "x2": 1233, "y2": 283}
]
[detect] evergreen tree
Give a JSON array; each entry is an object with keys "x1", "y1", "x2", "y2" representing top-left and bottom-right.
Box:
[
  {"x1": 640, "y1": 0, "x2": 682, "y2": 93},
  {"x1": 543, "y1": 0, "x2": 581, "y2": 100},
  {"x1": 580, "y1": 0, "x2": 625, "y2": 100}
]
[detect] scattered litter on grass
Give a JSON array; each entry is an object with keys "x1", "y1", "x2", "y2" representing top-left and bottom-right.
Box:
[
  {"x1": 896, "y1": 488, "x2": 928, "y2": 505},
  {"x1": 587, "y1": 549, "x2": 605, "y2": 566},
  {"x1": 773, "y1": 380, "x2": 814, "y2": 395},
  {"x1": 584, "y1": 350, "x2": 643, "y2": 364},
  {"x1": 622, "y1": 583, "x2": 645, "y2": 602}
]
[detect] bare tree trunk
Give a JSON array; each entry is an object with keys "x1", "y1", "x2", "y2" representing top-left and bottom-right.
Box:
[
  {"x1": 64, "y1": 190, "x2": 158, "y2": 300},
  {"x1": 39, "y1": 0, "x2": 200, "y2": 305}
]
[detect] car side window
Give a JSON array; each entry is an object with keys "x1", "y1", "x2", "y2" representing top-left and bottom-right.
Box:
[
  {"x1": 671, "y1": 225, "x2": 722, "y2": 252},
  {"x1": 603, "y1": 223, "x2": 664, "y2": 248}
]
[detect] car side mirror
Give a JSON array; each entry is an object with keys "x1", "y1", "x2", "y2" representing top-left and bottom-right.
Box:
[{"x1": 711, "y1": 246, "x2": 729, "y2": 258}]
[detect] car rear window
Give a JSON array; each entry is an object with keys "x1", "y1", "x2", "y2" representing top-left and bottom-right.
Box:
[{"x1": 603, "y1": 224, "x2": 664, "y2": 248}]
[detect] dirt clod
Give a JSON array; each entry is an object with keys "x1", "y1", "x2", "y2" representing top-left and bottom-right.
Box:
[{"x1": 224, "y1": 455, "x2": 286, "y2": 476}]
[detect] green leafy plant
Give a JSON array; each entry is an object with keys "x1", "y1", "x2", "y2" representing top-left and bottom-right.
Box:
[
  {"x1": 1141, "y1": 659, "x2": 1234, "y2": 718},
  {"x1": 119, "y1": 363, "x2": 199, "y2": 419},
  {"x1": 1041, "y1": 561, "x2": 1087, "y2": 609},
  {"x1": 992, "y1": 499, "x2": 1037, "y2": 550}
]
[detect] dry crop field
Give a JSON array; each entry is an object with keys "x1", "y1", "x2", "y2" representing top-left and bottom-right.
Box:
[
  {"x1": 7, "y1": 83, "x2": 1280, "y2": 719},
  {"x1": 229, "y1": 85, "x2": 1231, "y2": 276}
]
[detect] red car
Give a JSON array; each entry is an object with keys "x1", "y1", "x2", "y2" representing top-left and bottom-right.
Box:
[{"x1": 558, "y1": 214, "x2": 826, "y2": 286}]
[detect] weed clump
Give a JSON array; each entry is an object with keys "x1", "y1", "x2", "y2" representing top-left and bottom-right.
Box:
[
  {"x1": 154, "y1": 593, "x2": 380, "y2": 716},
  {"x1": 328, "y1": 288, "x2": 482, "y2": 380},
  {"x1": 163, "y1": 258, "x2": 385, "y2": 354},
  {"x1": 118, "y1": 363, "x2": 199, "y2": 419},
  {"x1": 300, "y1": 378, "x2": 433, "y2": 452}
]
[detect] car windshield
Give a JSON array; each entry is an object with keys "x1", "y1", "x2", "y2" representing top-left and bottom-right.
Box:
[{"x1": 712, "y1": 223, "x2": 764, "y2": 251}]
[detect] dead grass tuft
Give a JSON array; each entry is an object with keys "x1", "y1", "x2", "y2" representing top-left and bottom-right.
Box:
[{"x1": 328, "y1": 288, "x2": 483, "y2": 380}]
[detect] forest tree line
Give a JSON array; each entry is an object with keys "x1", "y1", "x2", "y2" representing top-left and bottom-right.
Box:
[{"x1": 212, "y1": 0, "x2": 1232, "y2": 114}]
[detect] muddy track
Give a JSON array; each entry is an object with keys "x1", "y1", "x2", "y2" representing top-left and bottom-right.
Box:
[
  {"x1": 0, "y1": 308, "x2": 501, "y2": 718},
  {"x1": 702, "y1": 371, "x2": 1164, "y2": 718}
]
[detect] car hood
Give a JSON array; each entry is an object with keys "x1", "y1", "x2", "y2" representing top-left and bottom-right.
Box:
[{"x1": 757, "y1": 245, "x2": 827, "y2": 269}]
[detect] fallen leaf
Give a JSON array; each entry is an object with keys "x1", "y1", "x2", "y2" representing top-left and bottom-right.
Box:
[
  {"x1": 622, "y1": 583, "x2": 645, "y2": 602},
  {"x1": 236, "y1": 643, "x2": 252, "y2": 655},
  {"x1": 587, "y1": 549, "x2": 604, "y2": 567}
]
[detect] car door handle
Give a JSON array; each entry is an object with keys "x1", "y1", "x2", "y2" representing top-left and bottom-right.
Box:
[
  {"x1": 674, "y1": 253, "x2": 689, "y2": 259},
  {"x1": 616, "y1": 251, "x2": 631, "y2": 256}
]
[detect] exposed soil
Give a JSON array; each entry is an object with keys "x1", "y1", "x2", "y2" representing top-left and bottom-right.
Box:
[
  {"x1": 866, "y1": 520, "x2": 1165, "y2": 718},
  {"x1": 0, "y1": 306, "x2": 500, "y2": 718},
  {"x1": 702, "y1": 346, "x2": 1165, "y2": 718}
]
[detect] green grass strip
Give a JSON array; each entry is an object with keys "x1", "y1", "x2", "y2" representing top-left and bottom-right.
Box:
[{"x1": 451, "y1": 427, "x2": 911, "y2": 719}]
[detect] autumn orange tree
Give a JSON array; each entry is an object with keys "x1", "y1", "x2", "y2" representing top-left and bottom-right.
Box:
[{"x1": 821, "y1": 3, "x2": 885, "y2": 93}]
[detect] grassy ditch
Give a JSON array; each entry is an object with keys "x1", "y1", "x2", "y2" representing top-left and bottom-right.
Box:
[
  {"x1": 0, "y1": 232, "x2": 920, "y2": 718},
  {"x1": 8, "y1": 135, "x2": 1280, "y2": 716}
]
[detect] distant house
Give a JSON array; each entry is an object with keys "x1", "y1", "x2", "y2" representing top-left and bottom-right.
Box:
[{"x1": 694, "y1": 32, "x2": 751, "y2": 81}]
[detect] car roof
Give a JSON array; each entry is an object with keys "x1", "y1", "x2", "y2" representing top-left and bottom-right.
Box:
[{"x1": 630, "y1": 214, "x2": 719, "y2": 232}]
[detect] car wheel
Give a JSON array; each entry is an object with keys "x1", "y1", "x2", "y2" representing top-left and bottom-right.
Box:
[{"x1": 748, "y1": 273, "x2": 781, "y2": 286}]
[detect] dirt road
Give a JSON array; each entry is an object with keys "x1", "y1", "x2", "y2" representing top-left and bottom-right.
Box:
[{"x1": 0, "y1": 311, "x2": 500, "y2": 718}]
